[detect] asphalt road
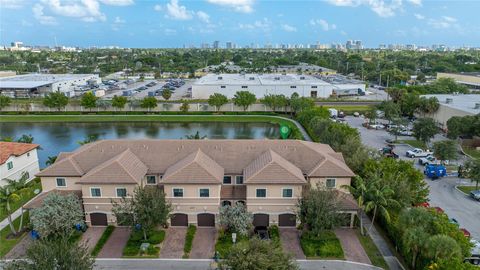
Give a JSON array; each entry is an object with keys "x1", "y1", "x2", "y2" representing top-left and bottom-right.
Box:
[
  {"x1": 93, "y1": 259, "x2": 382, "y2": 270},
  {"x1": 345, "y1": 116, "x2": 480, "y2": 240}
]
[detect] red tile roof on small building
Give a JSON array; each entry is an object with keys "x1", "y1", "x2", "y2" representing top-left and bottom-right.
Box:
[{"x1": 0, "y1": 142, "x2": 39, "y2": 165}]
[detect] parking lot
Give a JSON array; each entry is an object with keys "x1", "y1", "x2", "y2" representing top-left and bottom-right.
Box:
[
  {"x1": 345, "y1": 116, "x2": 480, "y2": 240},
  {"x1": 101, "y1": 79, "x2": 193, "y2": 100}
]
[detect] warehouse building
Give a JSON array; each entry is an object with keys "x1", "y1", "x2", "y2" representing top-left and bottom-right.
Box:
[
  {"x1": 192, "y1": 73, "x2": 334, "y2": 99},
  {"x1": 421, "y1": 94, "x2": 480, "y2": 128},
  {"x1": 437, "y1": 72, "x2": 480, "y2": 90},
  {"x1": 0, "y1": 74, "x2": 101, "y2": 98}
]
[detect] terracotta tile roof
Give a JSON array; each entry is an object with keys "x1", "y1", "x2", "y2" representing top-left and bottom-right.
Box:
[
  {"x1": 23, "y1": 190, "x2": 82, "y2": 209},
  {"x1": 244, "y1": 149, "x2": 306, "y2": 184},
  {"x1": 38, "y1": 140, "x2": 355, "y2": 182},
  {"x1": 163, "y1": 149, "x2": 224, "y2": 184},
  {"x1": 77, "y1": 149, "x2": 148, "y2": 184},
  {"x1": 0, "y1": 142, "x2": 39, "y2": 165}
]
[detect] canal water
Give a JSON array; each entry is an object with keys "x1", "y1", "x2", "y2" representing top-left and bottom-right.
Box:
[{"x1": 0, "y1": 122, "x2": 280, "y2": 168}]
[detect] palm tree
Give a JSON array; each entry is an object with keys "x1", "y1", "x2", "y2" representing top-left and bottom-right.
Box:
[
  {"x1": 184, "y1": 131, "x2": 207, "y2": 140},
  {"x1": 402, "y1": 227, "x2": 428, "y2": 269},
  {"x1": 342, "y1": 176, "x2": 367, "y2": 235},
  {"x1": 364, "y1": 178, "x2": 399, "y2": 232},
  {"x1": 46, "y1": 156, "x2": 57, "y2": 166},
  {"x1": 2, "y1": 172, "x2": 31, "y2": 233}
]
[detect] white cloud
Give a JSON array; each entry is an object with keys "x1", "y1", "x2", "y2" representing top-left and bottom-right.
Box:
[
  {"x1": 114, "y1": 16, "x2": 125, "y2": 23},
  {"x1": 406, "y1": 0, "x2": 421, "y2": 6},
  {"x1": 196, "y1": 11, "x2": 210, "y2": 23},
  {"x1": 414, "y1": 13, "x2": 425, "y2": 20},
  {"x1": 40, "y1": 0, "x2": 106, "y2": 22},
  {"x1": 428, "y1": 16, "x2": 459, "y2": 29},
  {"x1": 327, "y1": 0, "x2": 407, "y2": 18},
  {"x1": 310, "y1": 19, "x2": 336, "y2": 31},
  {"x1": 0, "y1": 0, "x2": 25, "y2": 9},
  {"x1": 165, "y1": 0, "x2": 193, "y2": 20},
  {"x1": 238, "y1": 18, "x2": 270, "y2": 31},
  {"x1": 153, "y1": 4, "x2": 162, "y2": 11},
  {"x1": 99, "y1": 0, "x2": 133, "y2": 6},
  {"x1": 206, "y1": 0, "x2": 254, "y2": 13},
  {"x1": 281, "y1": 24, "x2": 297, "y2": 32},
  {"x1": 32, "y1": 3, "x2": 57, "y2": 25}
]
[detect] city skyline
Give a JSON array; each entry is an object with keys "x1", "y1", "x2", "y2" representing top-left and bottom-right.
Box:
[{"x1": 1, "y1": 0, "x2": 480, "y2": 48}]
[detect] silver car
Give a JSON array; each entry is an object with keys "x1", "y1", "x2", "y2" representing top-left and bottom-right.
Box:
[{"x1": 470, "y1": 190, "x2": 480, "y2": 201}]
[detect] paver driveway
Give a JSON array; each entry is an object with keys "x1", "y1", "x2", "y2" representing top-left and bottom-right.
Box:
[
  {"x1": 97, "y1": 227, "x2": 131, "y2": 258},
  {"x1": 189, "y1": 227, "x2": 217, "y2": 259},
  {"x1": 80, "y1": 227, "x2": 106, "y2": 253},
  {"x1": 334, "y1": 228, "x2": 371, "y2": 265},
  {"x1": 279, "y1": 228, "x2": 306, "y2": 259},
  {"x1": 159, "y1": 227, "x2": 187, "y2": 258}
]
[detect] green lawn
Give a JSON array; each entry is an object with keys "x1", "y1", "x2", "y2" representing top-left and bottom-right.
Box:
[
  {"x1": 215, "y1": 230, "x2": 249, "y2": 258},
  {"x1": 324, "y1": 105, "x2": 372, "y2": 114},
  {"x1": 463, "y1": 146, "x2": 480, "y2": 160},
  {"x1": 355, "y1": 229, "x2": 389, "y2": 270},
  {"x1": 0, "y1": 178, "x2": 42, "y2": 222},
  {"x1": 0, "y1": 114, "x2": 304, "y2": 140},
  {"x1": 457, "y1": 185, "x2": 478, "y2": 194},
  {"x1": 300, "y1": 230, "x2": 344, "y2": 259},
  {"x1": 122, "y1": 229, "x2": 165, "y2": 258},
  {"x1": 91, "y1": 225, "x2": 115, "y2": 257},
  {"x1": 395, "y1": 139, "x2": 426, "y2": 149},
  {"x1": 0, "y1": 211, "x2": 30, "y2": 258}
]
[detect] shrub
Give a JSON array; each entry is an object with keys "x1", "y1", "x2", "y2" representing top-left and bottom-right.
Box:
[
  {"x1": 268, "y1": 225, "x2": 279, "y2": 242},
  {"x1": 183, "y1": 225, "x2": 197, "y2": 258},
  {"x1": 300, "y1": 230, "x2": 344, "y2": 259}
]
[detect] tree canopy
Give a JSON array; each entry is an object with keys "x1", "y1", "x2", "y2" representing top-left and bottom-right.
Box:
[
  {"x1": 233, "y1": 91, "x2": 256, "y2": 111},
  {"x1": 43, "y1": 92, "x2": 69, "y2": 111}
]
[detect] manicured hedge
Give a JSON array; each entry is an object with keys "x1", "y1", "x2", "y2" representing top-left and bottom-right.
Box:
[
  {"x1": 300, "y1": 230, "x2": 344, "y2": 259},
  {"x1": 268, "y1": 225, "x2": 280, "y2": 243},
  {"x1": 91, "y1": 225, "x2": 115, "y2": 256},
  {"x1": 183, "y1": 225, "x2": 197, "y2": 258}
]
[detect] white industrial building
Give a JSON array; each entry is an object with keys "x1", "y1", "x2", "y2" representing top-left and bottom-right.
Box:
[
  {"x1": 421, "y1": 94, "x2": 480, "y2": 128},
  {"x1": 192, "y1": 73, "x2": 335, "y2": 99},
  {"x1": 0, "y1": 74, "x2": 101, "y2": 98}
]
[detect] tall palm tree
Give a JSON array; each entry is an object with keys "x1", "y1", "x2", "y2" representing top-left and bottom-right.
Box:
[
  {"x1": 2, "y1": 172, "x2": 30, "y2": 233},
  {"x1": 364, "y1": 179, "x2": 399, "y2": 232},
  {"x1": 184, "y1": 131, "x2": 207, "y2": 140},
  {"x1": 402, "y1": 227, "x2": 428, "y2": 270}
]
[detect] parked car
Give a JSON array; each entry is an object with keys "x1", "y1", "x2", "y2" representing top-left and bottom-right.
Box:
[
  {"x1": 461, "y1": 228, "x2": 471, "y2": 238},
  {"x1": 379, "y1": 147, "x2": 399, "y2": 159},
  {"x1": 406, "y1": 148, "x2": 434, "y2": 158},
  {"x1": 399, "y1": 130, "x2": 413, "y2": 136},
  {"x1": 449, "y1": 218, "x2": 459, "y2": 226},
  {"x1": 470, "y1": 190, "x2": 480, "y2": 201},
  {"x1": 370, "y1": 124, "x2": 385, "y2": 130},
  {"x1": 419, "y1": 155, "x2": 437, "y2": 166},
  {"x1": 464, "y1": 239, "x2": 480, "y2": 265}
]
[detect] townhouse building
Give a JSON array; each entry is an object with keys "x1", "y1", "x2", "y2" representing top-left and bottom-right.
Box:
[
  {"x1": 0, "y1": 142, "x2": 40, "y2": 186},
  {"x1": 31, "y1": 139, "x2": 357, "y2": 228}
]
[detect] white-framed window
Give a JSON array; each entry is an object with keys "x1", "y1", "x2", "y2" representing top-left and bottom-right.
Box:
[
  {"x1": 7, "y1": 161, "x2": 13, "y2": 170},
  {"x1": 223, "y1": 176, "x2": 232, "y2": 184},
  {"x1": 256, "y1": 188, "x2": 267, "y2": 198},
  {"x1": 311, "y1": 85, "x2": 318, "y2": 89},
  {"x1": 326, "y1": 178, "x2": 336, "y2": 188},
  {"x1": 241, "y1": 85, "x2": 248, "y2": 88},
  {"x1": 235, "y1": 175, "x2": 244, "y2": 185},
  {"x1": 90, "y1": 187, "x2": 102, "y2": 197},
  {"x1": 290, "y1": 86, "x2": 297, "y2": 89},
  {"x1": 146, "y1": 175, "x2": 157, "y2": 185},
  {"x1": 282, "y1": 188, "x2": 293, "y2": 198},
  {"x1": 173, "y1": 188, "x2": 184, "y2": 198},
  {"x1": 116, "y1": 187, "x2": 127, "y2": 198},
  {"x1": 199, "y1": 188, "x2": 210, "y2": 198},
  {"x1": 56, "y1": 178, "x2": 66, "y2": 187}
]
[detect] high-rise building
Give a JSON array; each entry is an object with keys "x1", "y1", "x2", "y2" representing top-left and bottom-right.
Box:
[
  {"x1": 201, "y1": 43, "x2": 210, "y2": 49},
  {"x1": 226, "y1": 41, "x2": 233, "y2": 49},
  {"x1": 213, "y1": 40, "x2": 220, "y2": 49}
]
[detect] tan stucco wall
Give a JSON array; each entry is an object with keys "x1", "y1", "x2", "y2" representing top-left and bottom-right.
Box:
[
  {"x1": 246, "y1": 184, "x2": 301, "y2": 214},
  {"x1": 310, "y1": 177, "x2": 351, "y2": 192},
  {"x1": 81, "y1": 184, "x2": 137, "y2": 199},
  {"x1": 164, "y1": 184, "x2": 221, "y2": 216},
  {"x1": 40, "y1": 176, "x2": 82, "y2": 192}
]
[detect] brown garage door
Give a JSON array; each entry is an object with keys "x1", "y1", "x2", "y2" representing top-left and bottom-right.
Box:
[
  {"x1": 171, "y1": 213, "x2": 188, "y2": 226},
  {"x1": 197, "y1": 213, "x2": 215, "y2": 227},
  {"x1": 90, "y1": 213, "x2": 108, "y2": 226},
  {"x1": 279, "y1": 214, "x2": 296, "y2": 227},
  {"x1": 253, "y1": 214, "x2": 269, "y2": 227}
]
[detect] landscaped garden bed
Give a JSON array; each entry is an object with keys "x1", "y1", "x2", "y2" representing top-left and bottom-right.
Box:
[
  {"x1": 122, "y1": 229, "x2": 165, "y2": 258},
  {"x1": 457, "y1": 185, "x2": 478, "y2": 194},
  {"x1": 0, "y1": 212, "x2": 30, "y2": 257},
  {"x1": 182, "y1": 225, "x2": 197, "y2": 258},
  {"x1": 0, "y1": 178, "x2": 41, "y2": 221},
  {"x1": 215, "y1": 229, "x2": 249, "y2": 258},
  {"x1": 300, "y1": 230, "x2": 344, "y2": 259}
]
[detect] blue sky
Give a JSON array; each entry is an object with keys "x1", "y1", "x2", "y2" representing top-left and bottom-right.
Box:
[{"x1": 1, "y1": 0, "x2": 479, "y2": 48}]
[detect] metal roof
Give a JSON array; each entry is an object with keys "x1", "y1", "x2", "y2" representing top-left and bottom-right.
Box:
[
  {"x1": 421, "y1": 94, "x2": 480, "y2": 114},
  {"x1": 0, "y1": 81, "x2": 52, "y2": 89}
]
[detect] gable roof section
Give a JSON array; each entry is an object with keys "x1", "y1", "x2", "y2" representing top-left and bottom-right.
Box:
[
  {"x1": 0, "y1": 142, "x2": 39, "y2": 165},
  {"x1": 37, "y1": 154, "x2": 84, "y2": 177},
  {"x1": 308, "y1": 153, "x2": 355, "y2": 177},
  {"x1": 244, "y1": 149, "x2": 306, "y2": 184},
  {"x1": 162, "y1": 149, "x2": 224, "y2": 184},
  {"x1": 77, "y1": 149, "x2": 147, "y2": 184}
]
